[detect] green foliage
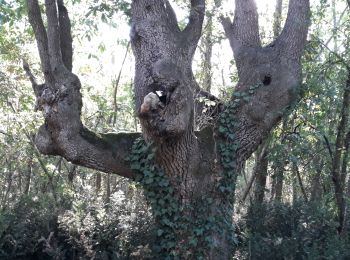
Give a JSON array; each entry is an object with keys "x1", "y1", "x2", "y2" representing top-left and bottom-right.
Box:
[
  {"x1": 239, "y1": 201, "x2": 350, "y2": 259},
  {"x1": 58, "y1": 188, "x2": 153, "y2": 259},
  {"x1": 0, "y1": 195, "x2": 59, "y2": 259},
  {"x1": 0, "y1": 0, "x2": 26, "y2": 26},
  {"x1": 125, "y1": 82, "x2": 266, "y2": 258},
  {"x1": 217, "y1": 83, "x2": 262, "y2": 200},
  {"x1": 129, "y1": 139, "x2": 235, "y2": 258},
  {"x1": 86, "y1": 0, "x2": 131, "y2": 24},
  {"x1": 128, "y1": 139, "x2": 180, "y2": 258},
  {"x1": 0, "y1": 190, "x2": 153, "y2": 259}
]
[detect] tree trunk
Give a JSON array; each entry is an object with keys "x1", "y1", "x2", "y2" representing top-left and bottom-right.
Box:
[
  {"x1": 273, "y1": 119, "x2": 288, "y2": 202},
  {"x1": 25, "y1": 0, "x2": 310, "y2": 258},
  {"x1": 342, "y1": 176, "x2": 350, "y2": 236},
  {"x1": 273, "y1": 0, "x2": 283, "y2": 39},
  {"x1": 294, "y1": 162, "x2": 308, "y2": 202},
  {"x1": 331, "y1": 69, "x2": 350, "y2": 235},
  {"x1": 274, "y1": 166, "x2": 284, "y2": 202},
  {"x1": 110, "y1": 42, "x2": 130, "y2": 126},
  {"x1": 24, "y1": 154, "x2": 33, "y2": 195},
  {"x1": 199, "y1": 9, "x2": 213, "y2": 92},
  {"x1": 292, "y1": 172, "x2": 298, "y2": 206},
  {"x1": 253, "y1": 142, "x2": 269, "y2": 204},
  {"x1": 105, "y1": 173, "x2": 111, "y2": 205},
  {"x1": 339, "y1": 131, "x2": 350, "y2": 237},
  {"x1": 310, "y1": 156, "x2": 323, "y2": 202},
  {"x1": 1, "y1": 161, "x2": 13, "y2": 210},
  {"x1": 95, "y1": 172, "x2": 101, "y2": 193}
]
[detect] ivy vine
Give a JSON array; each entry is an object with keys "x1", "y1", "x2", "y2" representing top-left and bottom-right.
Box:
[
  {"x1": 217, "y1": 82, "x2": 263, "y2": 201},
  {"x1": 127, "y1": 82, "x2": 263, "y2": 259}
]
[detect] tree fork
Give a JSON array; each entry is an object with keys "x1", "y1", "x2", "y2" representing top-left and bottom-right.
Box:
[
  {"x1": 25, "y1": 0, "x2": 137, "y2": 178},
  {"x1": 25, "y1": 0, "x2": 310, "y2": 258}
]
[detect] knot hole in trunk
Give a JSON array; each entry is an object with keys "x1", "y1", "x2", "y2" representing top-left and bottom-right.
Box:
[{"x1": 263, "y1": 75, "x2": 272, "y2": 86}]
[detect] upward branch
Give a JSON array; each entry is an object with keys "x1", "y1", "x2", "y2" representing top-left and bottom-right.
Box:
[
  {"x1": 25, "y1": 0, "x2": 137, "y2": 179},
  {"x1": 45, "y1": 0, "x2": 66, "y2": 74},
  {"x1": 58, "y1": 0, "x2": 73, "y2": 71},
  {"x1": 27, "y1": 0, "x2": 53, "y2": 83},
  {"x1": 182, "y1": 0, "x2": 205, "y2": 57},
  {"x1": 275, "y1": 0, "x2": 310, "y2": 59},
  {"x1": 232, "y1": 0, "x2": 260, "y2": 47},
  {"x1": 221, "y1": 0, "x2": 260, "y2": 52},
  {"x1": 219, "y1": 0, "x2": 310, "y2": 163},
  {"x1": 131, "y1": 0, "x2": 205, "y2": 110}
]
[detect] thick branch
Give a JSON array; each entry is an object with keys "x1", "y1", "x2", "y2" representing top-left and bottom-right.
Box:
[
  {"x1": 36, "y1": 126, "x2": 139, "y2": 179},
  {"x1": 276, "y1": 0, "x2": 310, "y2": 59},
  {"x1": 220, "y1": 17, "x2": 239, "y2": 53},
  {"x1": 233, "y1": 0, "x2": 260, "y2": 46},
  {"x1": 23, "y1": 59, "x2": 38, "y2": 87},
  {"x1": 131, "y1": 0, "x2": 204, "y2": 113},
  {"x1": 219, "y1": 0, "x2": 310, "y2": 164},
  {"x1": 221, "y1": 0, "x2": 260, "y2": 51},
  {"x1": 26, "y1": 2, "x2": 138, "y2": 179},
  {"x1": 331, "y1": 69, "x2": 350, "y2": 234},
  {"x1": 221, "y1": 0, "x2": 262, "y2": 79},
  {"x1": 164, "y1": 0, "x2": 180, "y2": 32},
  {"x1": 26, "y1": 0, "x2": 53, "y2": 83},
  {"x1": 57, "y1": 0, "x2": 73, "y2": 71},
  {"x1": 273, "y1": 0, "x2": 283, "y2": 39},
  {"x1": 23, "y1": 60, "x2": 45, "y2": 110},
  {"x1": 294, "y1": 163, "x2": 308, "y2": 203},
  {"x1": 23, "y1": 61, "x2": 137, "y2": 178},
  {"x1": 332, "y1": 69, "x2": 350, "y2": 193},
  {"x1": 341, "y1": 131, "x2": 350, "y2": 186},
  {"x1": 45, "y1": 0, "x2": 65, "y2": 73},
  {"x1": 182, "y1": 0, "x2": 205, "y2": 57}
]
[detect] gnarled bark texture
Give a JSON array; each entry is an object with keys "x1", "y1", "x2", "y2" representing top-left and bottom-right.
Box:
[
  {"x1": 25, "y1": 0, "x2": 138, "y2": 179},
  {"x1": 25, "y1": 0, "x2": 310, "y2": 258}
]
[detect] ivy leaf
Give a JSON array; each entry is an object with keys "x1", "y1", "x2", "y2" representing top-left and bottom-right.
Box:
[
  {"x1": 219, "y1": 126, "x2": 226, "y2": 133},
  {"x1": 157, "y1": 229, "x2": 164, "y2": 236},
  {"x1": 145, "y1": 177, "x2": 154, "y2": 184}
]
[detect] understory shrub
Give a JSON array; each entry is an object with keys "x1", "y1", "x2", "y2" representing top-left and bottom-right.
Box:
[
  {"x1": 237, "y1": 201, "x2": 350, "y2": 259},
  {"x1": 0, "y1": 188, "x2": 154, "y2": 260}
]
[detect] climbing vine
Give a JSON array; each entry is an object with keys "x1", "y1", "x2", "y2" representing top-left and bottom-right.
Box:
[
  {"x1": 128, "y1": 139, "x2": 179, "y2": 258},
  {"x1": 127, "y1": 82, "x2": 264, "y2": 258},
  {"x1": 128, "y1": 139, "x2": 224, "y2": 258},
  {"x1": 217, "y1": 83, "x2": 263, "y2": 200}
]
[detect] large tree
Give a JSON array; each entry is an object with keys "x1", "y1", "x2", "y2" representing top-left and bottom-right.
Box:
[{"x1": 24, "y1": 0, "x2": 310, "y2": 258}]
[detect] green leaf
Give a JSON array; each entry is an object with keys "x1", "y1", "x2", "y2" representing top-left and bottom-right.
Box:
[
  {"x1": 144, "y1": 177, "x2": 154, "y2": 184},
  {"x1": 157, "y1": 229, "x2": 164, "y2": 236}
]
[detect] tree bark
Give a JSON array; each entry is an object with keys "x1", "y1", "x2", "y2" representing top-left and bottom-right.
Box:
[
  {"x1": 294, "y1": 162, "x2": 308, "y2": 202},
  {"x1": 274, "y1": 165, "x2": 284, "y2": 202},
  {"x1": 310, "y1": 156, "x2": 323, "y2": 202},
  {"x1": 331, "y1": 69, "x2": 350, "y2": 235},
  {"x1": 199, "y1": 8, "x2": 214, "y2": 92},
  {"x1": 25, "y1": 0, "x2": 138, "y2": 178},
  {"x1": 111, "y1": 42, "x2": 130, "y2": 126},
  {"x1": 273, "y1": 0, "x2": 283, "y2": 39},
  {"x1": 253, "y1": 142, "x2": 269, "y2": 204},
  {"x1": 272, "y1": 116, "x2": 292, "y2": 202},
  {"x1": 24, "y1": 154, "x2": 33, "y2": 195},
  {"x1": 1, "y1": 161, "x2": 13, "y2": 210},
  {"x1": 253, "y1": 0, "x2": 283, "y2": 205},
  {"x1": 25, "y1": 0, "x2": 310, "y2": 258},
  {"x1": 105, "y1": 173, "x2": 111, "y2": 205},
  {"x1": 221, "y1": 0, "x2": 310, "y2": 164},
  {"x1": 96, "y1": 172, "x2": 101, "y2": 193}
]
